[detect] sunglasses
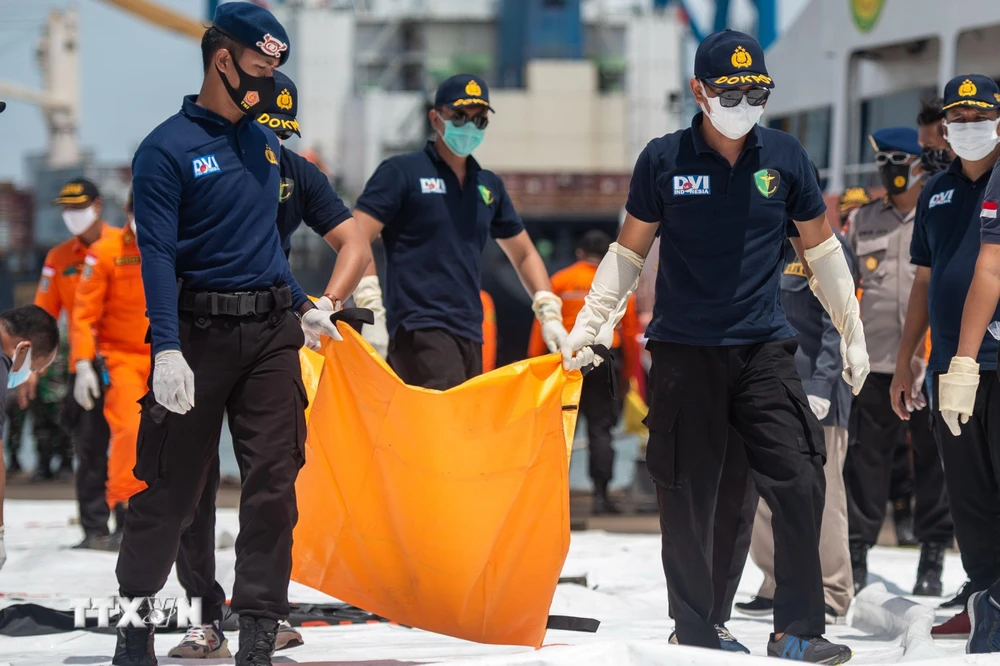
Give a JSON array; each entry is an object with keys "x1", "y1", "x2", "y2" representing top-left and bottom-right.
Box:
[
  {"x1": 275, "y1": 130, "x2": 294, "y2": 141},
  {"x1": 703, "y1": 83, "x2": 770, "y2": 108},
  {"x1": 440, "y1": 109, "x2": 489, "y2": 130},
  {"x1": 875, "y1": 151, "x2": 912, "y2": 166}
]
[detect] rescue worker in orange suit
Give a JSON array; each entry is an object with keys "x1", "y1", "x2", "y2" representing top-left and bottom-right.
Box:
[
  {"x1": 481, "y1": 291, "x2": 497, "y2": 372},
  {"x1": 70, "y1": 191, "x2": 149, "y2": 550},
  {"x1": 528, "y1": 230, "x2": 639, "y2": 514},
  {"x1": 36, "y1": 178, "x2": 115, "y2": 549}
]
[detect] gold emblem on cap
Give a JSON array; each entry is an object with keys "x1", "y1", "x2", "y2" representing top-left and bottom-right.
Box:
[
  {"x1": 265, "y1": 145, "x2": 278, "y2": 166},
  {"x1": 60, "y1": 183, "x2": 84, "y2": 196},
  {"x1": 994, "y1": 93, "x2": 1000, "y2": 104},
  {"x1": 465, "y1": 80, "x2": 482, "y2": 97},
  {"x1": 959, "y1": 79, "x2": 977, "y2": 97},
  {"x1": 276, "y1": 89, "x2": 293, "y2": 111},
  {"x1": 732, "y1": 46, "x2": 752, "y2": 69}
]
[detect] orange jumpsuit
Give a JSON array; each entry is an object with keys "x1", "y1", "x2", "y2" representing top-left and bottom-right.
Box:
[
  {"x1": 527, "y1": 261, "x2": 640, "y2": 381},
  {"x1": 481, "y1": 290, "x2": 497, "y2": 373},
  {"x1": 35, "y1": 223, "x2": 116, "y2": 368},
  {"x1": 70, "y1": 226, "x2": 149, "y2": 507}
]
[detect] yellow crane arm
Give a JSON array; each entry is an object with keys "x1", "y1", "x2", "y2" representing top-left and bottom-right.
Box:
[{"x1": 99, "y1": 0, "x2": 205, "y2": 41}]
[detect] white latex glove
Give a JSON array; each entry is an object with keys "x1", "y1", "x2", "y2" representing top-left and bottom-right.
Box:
[
  {"x1": 939, "y1": 356, "x2": 980, "y2": 437},
  {"x1": 153, "y1": 350, "x2": 196, "y2": 415},
  {"x1": 0, "y1": 526, "x2": 6, "y2": 572},
  {"x1": 804, "y1": 236, "x2": 870, "y2": 395},
  {"x1": 561, "y1": 243, "x2": 644, "y2": 371},
  {"x1": 73, "y1": 359, "x2": 101, "y2": 411},
  {"x1": 353, "y1": 275, "x2": 390, "y2": 358},
  {"x1": 807, "y1": 395, "x2": 831, "y2": 421},
  {"x1": 911, "y1": 356, "x2": 928, "y2": 411},
  {"x1": 301, "y1": 308, "x2": 344, "y2": 343},
  {"x1": 532, "y1": 291, "x2": 568, "y2": 353}
]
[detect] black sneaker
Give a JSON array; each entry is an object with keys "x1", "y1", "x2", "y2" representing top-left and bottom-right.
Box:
[
  {"x1": 767, "y1": 634, "x2": 853, "y2": 664},
  {"x1": 942, "y1": 581, "x2": 973, "y2": 609},
  {"x1": 849, "y1": 542, "x2": 868, "y2": 594},
  {"x1": 112, "y1": 625, "x2": 157, "y2": 665},
  {"x1": 72, "y1": 532, "x2": 112, "y2": 550},
  {"x1": 913, "y1": 542, "x2": 945, "y2": 597},
  {"x1": 825, "y1": 604, "x2": 845, "y2": 626},
  {"x1": 735, "y1": 596, "x2": 774, "y2": 616},
  {"x1": 235, "y1": 616, "x2": 278, "y2": 666}
]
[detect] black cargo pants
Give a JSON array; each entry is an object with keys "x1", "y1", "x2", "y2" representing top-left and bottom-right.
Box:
[
  {"x1": 117, "y1": 305, "x2": 307, "y2": 620},
  {"x1": 647, "y1": 339, "x2": 826, "y2": 648},
  {"x1": 62, "y1": 378, "x2": 112, "y2": 537}
]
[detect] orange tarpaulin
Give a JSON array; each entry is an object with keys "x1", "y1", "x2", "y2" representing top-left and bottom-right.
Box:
[{"x1": 293, "y1": 324, "x2": 582, "y2": 647}]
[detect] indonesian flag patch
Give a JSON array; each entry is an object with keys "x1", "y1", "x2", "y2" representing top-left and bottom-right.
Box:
[{"x1": 984, "y1": 200, "x2": 998, "y2": 219}]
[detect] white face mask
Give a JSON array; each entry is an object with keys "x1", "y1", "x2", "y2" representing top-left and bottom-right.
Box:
[
  {"x1": 944, "y1": 119, "x2": 1000, "y2": 162},
  {"x1": 62, "y1": 204, "x2": 98, "y2": 236},
  {"x1": 698, "y1": 82, "x2": 765, "y2": 141}
]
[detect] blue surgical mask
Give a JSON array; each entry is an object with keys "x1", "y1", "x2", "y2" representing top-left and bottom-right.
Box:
[
  {"x1": 439, "y1": 119, "x2": 485, "y2": 157},
  {"x1": 7, "y1": 343, "x2": 32, "y2": 389}
]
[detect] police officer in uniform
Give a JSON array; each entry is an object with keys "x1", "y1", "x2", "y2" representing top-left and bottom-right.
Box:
[
  {"x1": 115, "y1": 6, "x2": 342, "y2": 665},
  {"x1": 844, "y1": 128, "x2": 953, "y2": 597},
  {"x1": 166, "y1": 70, "x2": 371, "y2": 660},
  {"x1": 562, "y1": 30, "x2": 865, "y2": 662},
  {"x1": 892, "y1": 74, "x2": 1000, "y2": 639},
  {"x1": 351, "y1": 74, "x2": 566, "y2": 388}
]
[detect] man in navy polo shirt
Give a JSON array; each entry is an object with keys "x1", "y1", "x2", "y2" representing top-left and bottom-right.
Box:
[
  {"x1": 166, "y1": 70, "x2": 371, "y2": 660},
  {"x1": 562, "y1": 30, "x2": 866, "y2": 662},
  {"x1": 908, "y1": 74, "x2": 1000, "y2": 646},
  {"x1": 351, "y1": 74, "x2": 566, "y2": 388},
  {"x1": 118, "y1": 5, "x2": 343, "y2": 665}
]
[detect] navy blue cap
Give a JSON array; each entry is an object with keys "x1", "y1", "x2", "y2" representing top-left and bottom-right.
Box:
[
  {"x1": 943, "y1": 74, "x2": 1000, "y2": 112},
  {"x1": 213, "y1": 2, "x2": 290, "y2": 66},
  {"x1": 870, "y1": 127, "x2": 920, "y2": 156},
  {"x1": 434, "y1": 74, "x2": 495, "y2": 112},
  {"x1": 695, "y1": 29, "x2": 773, "y2": 90},
  {"x1": 256, "y1": 70, "x2": 300, "y2": 136}
]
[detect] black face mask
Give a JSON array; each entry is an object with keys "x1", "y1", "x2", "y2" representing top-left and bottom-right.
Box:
[
  {"x1": 879, "y1": 161, "x2": 918, "y2": 195},
  {"x1": 217, "y1": 56, "x2": 276, "y2": 117},
  {"x1": 920, "y1": 147, "x2": 952, "y2": 176}
]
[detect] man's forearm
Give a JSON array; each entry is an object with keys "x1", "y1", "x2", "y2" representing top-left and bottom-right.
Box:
[
  {"x1": 513, "y1": 249, "x2": 552, "y2": 295},
  {"x1": 898, "y1": 280, "x2": 931, "y2": 367},
  {"x1": 956, "y1": 253, "x2": 1000, "y2": 358}
]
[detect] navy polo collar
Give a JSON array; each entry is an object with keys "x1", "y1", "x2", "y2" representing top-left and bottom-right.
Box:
[
  {"x1": 948, "y1": 156, "x2": 998, "y2": 185},
  {"x1": 690, "y1": 112, "x2": 763, "y2": 155},
  {"x1": 181, "y1": 95, "x2": 252, "y2": 128},
  {"x1": 424, "y1": 140, "x2": 482, "y2": 173}
]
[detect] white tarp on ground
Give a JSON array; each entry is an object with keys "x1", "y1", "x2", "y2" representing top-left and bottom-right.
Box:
[{"x1": 0, "y1": 500, "x2": 987, "y2": 666}]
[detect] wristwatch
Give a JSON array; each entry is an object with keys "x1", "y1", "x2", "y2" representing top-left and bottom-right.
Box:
[{"x1": 295, "y1": 300, "x2": 317, "y2": 320}]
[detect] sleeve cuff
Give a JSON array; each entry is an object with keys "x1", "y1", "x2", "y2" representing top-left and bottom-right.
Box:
[
  {"x1": 790, "y1": 204, "x2": 828, "y2": 224},
  {"x1": 802, "y1": 379, "x2": 832, "y2": 401},
  {"x1": 151, "y1": 341, "x2": 181, "y2": 356},
  {"x1": 910, "y1": 256, "x2": 931, "y2": 267}
]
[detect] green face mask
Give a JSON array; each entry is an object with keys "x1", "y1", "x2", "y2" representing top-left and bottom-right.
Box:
[{"x1": 439, "y1": 119, "x2": 485, "y2": 157}]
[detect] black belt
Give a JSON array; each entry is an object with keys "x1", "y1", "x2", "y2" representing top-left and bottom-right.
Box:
[{"x1": 178, "y1": 286, "x2": 292, "y2": 317}]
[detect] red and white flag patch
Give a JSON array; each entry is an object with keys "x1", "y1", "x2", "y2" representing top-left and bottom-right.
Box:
[{"x1": 984, "y1": 200, "x2": 998, "y2": 219}]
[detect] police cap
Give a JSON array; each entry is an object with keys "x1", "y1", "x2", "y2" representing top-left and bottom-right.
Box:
[
  {"x1": 54, "y1": 178, "x2": 100, "y2": 206},
  {"x1": 870, "y1": 127, "x2": 921, "y2": 156},
  {"x1": 212, "y1": 2, "x2": 290, "y2": 66},
  {"x1": 434, "y1": 74, "x2": 495, "y2": 112},
  {"x1": 695, "y1": 29, "x2": 774, "y2": 90},
  {"x1": 256, "y1": 70, "x2": 301, "y2": 137},
  {"x1": 942, "y1": 74, "x2": 1000, "y2": 112}
]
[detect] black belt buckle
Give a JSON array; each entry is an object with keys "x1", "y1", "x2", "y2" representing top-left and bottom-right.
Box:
[{"x1": 238, "y1": 292, "x2": 256, "y2": 315}]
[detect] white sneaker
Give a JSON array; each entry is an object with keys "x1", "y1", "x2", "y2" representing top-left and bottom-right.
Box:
[
  {"x1": 167, "y1": 621, "x2": 231, "y2": 658},
  {"x1": 275, "y1": 619, "x2": 304, "y2": 651}
]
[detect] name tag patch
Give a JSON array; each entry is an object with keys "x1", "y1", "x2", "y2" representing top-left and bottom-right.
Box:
[
  {"x1": 192, "y1": 155, "x2": 221, "y2": 178},
  {"x1": 420, "y1": 178, "x2": 447, "y2": 194},
  {"x1": 930, "y1": 189, "x2": 955, "y2": 209},
  {"x1": 673, "y1": 175, "x2": 710, "y2": 196}
]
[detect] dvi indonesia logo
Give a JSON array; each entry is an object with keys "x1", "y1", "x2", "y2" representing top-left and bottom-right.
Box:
[{"x1": 70, "y1": 597, "x2": 202, "y2": 628}]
